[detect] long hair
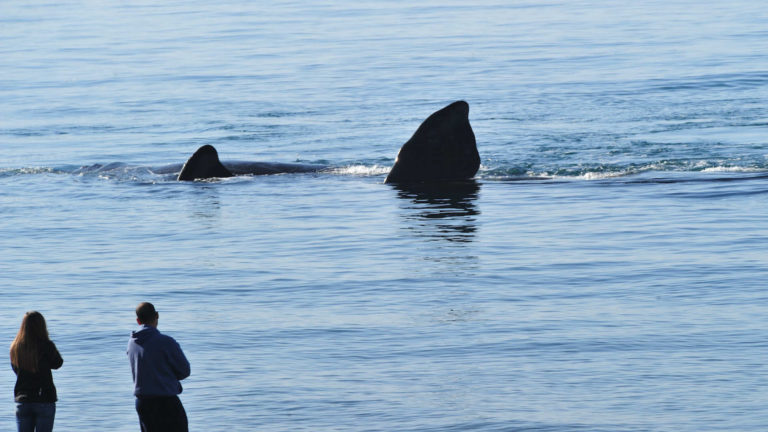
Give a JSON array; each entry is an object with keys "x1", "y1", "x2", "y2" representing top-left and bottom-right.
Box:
[{"x1": 10, "y1": 311, "x2": 50, "y2": 373}]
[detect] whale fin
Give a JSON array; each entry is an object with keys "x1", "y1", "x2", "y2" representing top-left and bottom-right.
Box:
[
  {"x1": 384, "y1": 101, "x2": 480, "y2": 184},
  {"x1": 177, "y1": 145, "x2": 234, "y2": 181}
]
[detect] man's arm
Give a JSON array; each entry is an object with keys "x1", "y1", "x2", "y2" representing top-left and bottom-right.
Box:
[{"x1": 168, "y1": 338, "x2": 191, "y2": 380}]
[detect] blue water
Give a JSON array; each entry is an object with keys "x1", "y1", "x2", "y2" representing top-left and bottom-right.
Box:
[{"x1": 2, "y1": 1, "x2": 768, "y2": 430}]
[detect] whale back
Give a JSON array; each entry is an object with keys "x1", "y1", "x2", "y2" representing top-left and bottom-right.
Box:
[
  {"x1": 177, "y1": 144, "x2": 234, "y2": 181},
  {"x1": 384, "y1": 101, "x2": 479, "y2": 184}
]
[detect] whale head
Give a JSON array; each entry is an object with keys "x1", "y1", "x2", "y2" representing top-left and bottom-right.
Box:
[
  {"x1": 177, "y1": 144, "x2": 234, "y2": 181},
  {"x1": 384, "y1": 101, "x2": 480, "y2": 184}
]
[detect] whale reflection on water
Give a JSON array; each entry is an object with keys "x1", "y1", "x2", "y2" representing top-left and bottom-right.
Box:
[{"x1": 392, "y1": 180, "x2": 480, "y2": 243}]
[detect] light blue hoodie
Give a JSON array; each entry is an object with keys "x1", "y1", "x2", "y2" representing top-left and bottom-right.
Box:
[{"x1": 127, "y1": 325, "x2": 190, "y2": 397}]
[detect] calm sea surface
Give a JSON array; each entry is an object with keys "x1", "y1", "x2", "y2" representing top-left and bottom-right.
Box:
[{"x1": 2, "y1": 1, "x2": 768, "y2": 430}]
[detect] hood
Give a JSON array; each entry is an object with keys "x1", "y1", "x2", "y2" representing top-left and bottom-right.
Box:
[{"x1": 130, "y1": 325, "x2": 159, "y2": 346}]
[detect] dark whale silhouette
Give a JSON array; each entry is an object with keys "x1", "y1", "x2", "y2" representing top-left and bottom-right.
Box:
[
  {"x1": 384, "y1": 100, "x2": 479, "y2": 184},
  {"x1": 177, "y1": 101, "x2": 479, "y2": 183},
  {"x1": 176, "y1": 145, "x2": 325, "y2": 181}
]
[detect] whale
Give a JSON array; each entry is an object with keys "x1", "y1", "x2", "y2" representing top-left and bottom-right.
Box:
[
  {"x1": 176, "y1": 145, "x2": 325, "y2": 181},
  {"x1": 177, "y1": 100, "x2": 479, "y2": 183},
  {"x1": 384, "y1": 100, "x2": 479, "y2": 184}
]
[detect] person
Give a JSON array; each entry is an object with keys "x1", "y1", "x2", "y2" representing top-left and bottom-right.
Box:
[
  {"x1": 127, "y1": 302, "x2": 191, "y2": 432},
  {"x1": 10, "y1": 311, "x2": 63, "y2": 432},
  {"x1": 127, "y1": 302, "x2": 190, "y2": 432}
]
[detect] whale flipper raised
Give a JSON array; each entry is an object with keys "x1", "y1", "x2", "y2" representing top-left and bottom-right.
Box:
[
  {"x1": 384, "y1": 101, "x2": 479, "y2": 184},
  {"x1": 177, "y1": 144, "x2": 234, "y2": 181}
]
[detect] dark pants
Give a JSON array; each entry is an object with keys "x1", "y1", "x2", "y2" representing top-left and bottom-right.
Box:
[
  {"x1": 16, "y1": 402, "x2": 55, "y2": 432},
  {"x1": 135, "y1": 396, "x2": 188, "y2": 432}
]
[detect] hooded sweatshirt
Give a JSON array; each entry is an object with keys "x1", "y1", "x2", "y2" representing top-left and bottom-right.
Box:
[
  {"x1": 127, "y1": 325, "x2": 190, "y2": 398},
  {"x1": 12, "y1": 339, "x2": 63, "y2": 403}
]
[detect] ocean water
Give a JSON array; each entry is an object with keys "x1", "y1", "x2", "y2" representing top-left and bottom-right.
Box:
[{"x1": 2, "y1": 0, "x2": 768, "y2": 430}]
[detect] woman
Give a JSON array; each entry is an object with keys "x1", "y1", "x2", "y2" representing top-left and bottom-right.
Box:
[{"x1": 10, "y1": 311, "x2": 63, "y2": 432}]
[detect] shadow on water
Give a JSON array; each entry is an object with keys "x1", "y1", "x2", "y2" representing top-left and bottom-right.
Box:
[{"x1": 392, "y1": 180, "x2": 480, "y2": 243}]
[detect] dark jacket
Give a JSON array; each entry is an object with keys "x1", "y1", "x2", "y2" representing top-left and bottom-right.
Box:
[
  {"x1": 12, "y1": 340, "x2": 63, "y2": 403},
  {"x1": 127, "y1": 325, "x2": 190, "y2": 397}
]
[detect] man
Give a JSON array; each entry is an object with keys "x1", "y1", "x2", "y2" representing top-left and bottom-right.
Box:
[{"x1": 127, "y1": 302, "x2": 191, "y2": 432}]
